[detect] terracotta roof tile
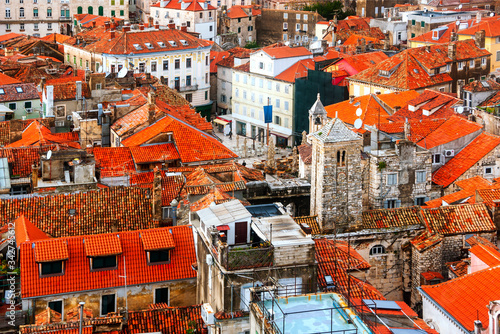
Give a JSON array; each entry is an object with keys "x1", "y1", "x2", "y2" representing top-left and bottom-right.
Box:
[
  {"x1": 7, "y1": 121, "x2": 80, "y2": 149},
  {"x1": 325, "y1": 94, "x2": 391, "y2": 127},
  {"x1": 20, "y1": 225, "x2": 196, "y2": 298},
  {"x1": 130, "y1": 143, "x2": 180, "y2": 164},
  {"x1": 34, "y1": 239, "x2": 69, "y2": 262},
  {"x1": 0, "y1": 71, "x2": 21, "y2": 85},
  {"x1": 479, "y1": 89, "x2": 500, "y2": 107},
  {"x1": 421, "y1": 203, "x2": 496, "y2": 234},
  {"x1": 446, "y1": 259, "x2": 469, "y2": 277},
  {"x1": 261, "y1": 45, "x2": 312, "y2": 59},
  {"x1": 463, "y1": 78, "x2": 500, "y2": 92},
  {"x1": 210, "y1": 50, "x2": 230, "y2": 73},
  {"x1": 84, "y1": 233, "x2": 123, "y2": 257},
  {"x1": 0, "y1": 82, "x2": 39, "y2": 102},
  {"x1": 111, "y1": 103, "x2": 164, "y2": 137},
  {"x1": 129, "y1": 171, "x2": 185, "y2": 206},
  {"x1": 275, "y1": 59, "x2": 315, "y2": 83},
  {"x1": 46, "y1": 81, "x2": 91, "y2": 101},
  {"x1": 0, "y1": 187, "x2": 156, "y2": 237},
  {"x1": 420, "y1": 265, "x2": 500, "y2": 332},
  {"x1": 421, "y1": 271, "x2": 444, "y2": 281},
  {"x1": 362, "y1": 206, "x2": 422, "y2": 229},
  {"x1": 293, "y1": 215, "x2": 320, "y2": 234},
  {"x1": 415, "y1": 115, "x2": 482, "y2": 149},
  {"x1": 93, "y1": 147, "x2": 136, "y2": 178},
  {"x1": 458, "y1": 17, "x2": 500, "y2": 37},
  {"x1": 411, "y1": 231, "x2": 443, "y2": 252},
  {"x1": 469, "y1": 243, "x2": 500, "y2": 267},
  {"x1": 433, "y1": 132, "x2": 500, "y2": 187},
  {"x1": 126, "y1": 305, "x2": 204, "y2": 333},
  {"x1": 0, "y1": 147, "x2": 40, "y2": 178},
  {"x1": 14, "y1": 215, "x2": 50, "y2": 244},
  {"x1": 141, "y1": 228, "x2": 175, "y2": 250}
]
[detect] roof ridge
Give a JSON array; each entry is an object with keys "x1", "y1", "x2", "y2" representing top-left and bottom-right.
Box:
[{"x1": 423, "y1": 263, "x2": 500, "y2": 290}]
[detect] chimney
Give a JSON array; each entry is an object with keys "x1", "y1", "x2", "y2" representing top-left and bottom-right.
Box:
[
  {"x1": 168, "y1": 19, "x2": 175, "y2": 29},
  {"x1": 404, "y1": 118, "x2": 410, "y2": 140},
  {"x1": 104, "y1": 21, "x2": 110, "y2": 31},
  {"x1": 139, "y1": 24, "x2": 144, "y2": 30},
  {"x1": 5, "y1": 47, "x2": 12, "y2": 57},
  {"x1": 451, "y1": 31, "x2": 457, "y2": 42},
  {"x1": 425, "y1": 45, "x2": 431, "y2": 52},
  {"x1": 384, "y1": 32, "x2": 390, "y2": 50},
  {"x1": 475, "y1": 29, "x2": 485, "y2": 49},
  {"x1": 474, "y1": 320, "x2": 483, "y2": 334},
  {"x1": 148, "y1": 92, "x2": 156, "y2": 124},
  {"x1": 31, "y1": 164, "x2": 39, "y2": 188},
  {"x1": 152, "y1": 167, "x2": 162, "y2": 221},
  {"x1": 40, "y1": 77, "x2": 46, "y2": 91},
  {"x1": 448, "y1": 43, "x2": 456, "y2": 61},
  {"x1": 154, "y1": 21, "x2": 160, "y2": 29},
  {"x1": 110, "y1": 30, "x2": 116, "y2": 39},
  {"x1": 349, "y1": 95, "x2": 354, "y2": 103},
  {"x1": 181, "y1": 23, "x2": 187, "y2": 32},
  {"x1": 123, "y1": 25, "x2": 130, "y2": 32},
  {"x1": 92, "y1": 21, "x2": 96, "y2": 28},
  {"x1": 476, "y1": 12, "x2": 482, "y2": 23}
]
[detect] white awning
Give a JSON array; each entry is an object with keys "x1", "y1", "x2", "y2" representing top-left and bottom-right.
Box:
[{"x1": 213, "y1": 119, "x2": 229, "y2": 126}]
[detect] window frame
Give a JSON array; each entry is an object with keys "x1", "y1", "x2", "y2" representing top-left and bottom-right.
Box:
[
  {"x1": 100, "y1": 294, "x2": 116, "y2": 316},
  {"x1": 147, "y1": 249, "x2": 171, "y2": 265},
  {"x1": 90, "y1": 255, "x2": 117, "y2": 271},
  {"x1": 416, "y1": 170, "x2": 426, "y2": 184},
  {"x1": 40, "y1": 260, "x2": 64, "y2": 277},
  {"x1": 370, "y1": 245, "x2": 386, "y2": 256},
  {"x1": 154, "y1": 287, "x2": 169, "y2": 305},
  {"x1": 386, "y1": 173, "x2": 398, "y2": 186}
]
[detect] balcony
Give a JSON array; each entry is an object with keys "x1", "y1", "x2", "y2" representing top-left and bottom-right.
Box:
[
  {"x1": 59, "y1": 16, "x2": 71, "y2": 21},
  {"x1": 178, "y1": 84, "x2": 198, "y2": 92},
  {"x1": 214, "y1": 243, "x2": 274, "y2": 271}
]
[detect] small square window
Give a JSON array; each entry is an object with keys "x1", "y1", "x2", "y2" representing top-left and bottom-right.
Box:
[
  {"x1": 432, "y1": 154, "x2": 441, "y2": 164},
  {"x1": 48, "y1": 300, "x2": 63, "y2": 315},
  {"x1": 416, "y1": 170, "x2": 426, "y2": 183},
  {"x1": 41, "y1": 261, "x2": 63, "y2": 275},
  {"x1": 148, "y1": 250, "x2": 170, "y2": 264},
  {"x1": 15, "y1": 87, "x2": 23, "y2": 93},
  {"x1": 415, "y1": 197, "x2": 426, "y2": 206},
  {"x1": 0, "y1": 89, "x2": 5, "y2": 95},
  {"x1": 155, "y1": 287, "x2": 169, "y2": 304},
  {"x1": 386, "y1": 173, "x2": 397, "y2": 185},
  {"x1": 485, "y1": 167, "x2": 493, "y2": 175}
]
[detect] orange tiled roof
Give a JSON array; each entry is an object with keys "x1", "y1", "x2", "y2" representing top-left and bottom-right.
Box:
[
  {"x1": 46, "y1": 80, "x2": 91, "y2": 101},
  {"x1": 420, "y1": 265, "x2": 500, "y2": 332},
  {"x1": 275, "y1": 59, "x2": 315, "y2": 83},
  {"x1": 421, "y1": 203, "x2": 496, "y2": 235},
  {"x1": 411, "y1": 231, "x2": 443, "y2": 252},
  {"x1": 343, "y1": 34, "x2": 381, "y2": 45},
  {"x1": 362, "y1": 206, "x2": 422, "y2": 229},
  {"x1": 14, "y1": 215, "x2": 50, "y2": 244},
  {"x1": 459, "y1": 17, "x2": 500, "y2": 37},
  {"x1": 152, "y1": 0, "x2": 216, "y2": 10},
  {"x1": 433, "y1": 132, "x2": 500, "y2": 187},
  {"x1": 121, "y1": 116, "x2": 237, "y2": 163},
  {"x1": 129, "y1": 171, "x2": 185, "y2": 207},
  {"x1": 469, "y1": 243, "x2": 500, "y2": 267},
  {"x1": 446, "y1": 259, "x2": 469, "y2": 277},
  {"x1": 0, "y1": 187, "x2": 156, "y2": 237},
  {"x1": 40, "y1": 33, "x2": 71, "y2": 44},
  {"x1": 0, "y1": 71, "x2": 21, "y2": 85},
  {"x1": 93, "y1": 147, "x2": 136, "y2": 178},
  {"x1": 157, "y1": 101, "x2": 212, "y2": 132},
  {"x1": 84, "y1": 233, "x2": 123, "y2": 257},
  {"x1": 210, "y1": 50, "x2": 230, "y2": 73},
  {"x1": 0, "y1": 32, "x2": 25, "y2": 43},
  {"x1": 261, "y1": 45, "x2": 312, "y2": 59},
  {"x1": 421, "y1": 271, "x2": 444, "y2": 281},
  {"x1": 130, "y1": 143, "x2": 180, "y2": 164},
  {"x1": 0, "y1": 147, "x2": 40, "y2": 178},
  {"x1": 226, "y1": 5, "x2": 251, "y2": 19},
  {"x1": 189, "y1": 187, "x2": 237, "y2": 212},
  {"x1": 415, "y1": 115, "x2": 482, "y2": 149},
  {"x1": 479, "y1": 89, "x2": 500, "y2": 107},
  {"x1": 7, "y1": 121, "x2": 80, "y2": 149},
  {"x1": 325, "y1": 94, "x2": 391, "y2": 127},
  {"x1": 126, "y1": 305, "x2": 203, "y2": 334},
  {"x1": 111, "y1": 103, "x2": 164, "y2": 137},
  {"x1": 0, "y1": 82, "x2": 39, "y2": 102},
  {"x1": 34, "y1": 239, "x2": 69, "y2": 262},
  {"x1": 20, "y1": 225, "x2": 196, "y2": 298},
  {"x1": 141, "y1": 228, "x2": 175, "y2": 250},
  {"x1": 463, "y1": 78, "x2": 500, "y2": 92},
  {"x1": 477, "y1": 188, "x2": 500, "y2": 207}
]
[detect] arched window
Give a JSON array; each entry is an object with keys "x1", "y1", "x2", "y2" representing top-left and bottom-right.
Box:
[
  {"x1": 341, "y1": 150, "x2": 346, "y2": 166},
  {"x1": 77, "y1": 6, "x2": 82, "y2": 14},
  {"x1": 370, "y1": 245, "x2": 386, "y2": 256},
  {"x1": 337, "y1": 151, "x2": 341, "y2": 166},
  {"x1": 19, "y1": 7, "x2": 24, "y2": 17},
  {"x1": 87, "y1": 6, "x2": 93, "y2": 14},
  {"x1": 98, "y1": 6, "x2": 103, "y2": 15}
]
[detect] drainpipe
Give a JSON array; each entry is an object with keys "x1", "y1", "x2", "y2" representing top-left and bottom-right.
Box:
[{"x1": 78, "y1": 301, "x2": 85, "y2": 334}]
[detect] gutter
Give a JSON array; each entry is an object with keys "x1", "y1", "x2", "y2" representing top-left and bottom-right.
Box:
[{"x1": 417, "y1": 287, "x2": 473, "y2": 334}]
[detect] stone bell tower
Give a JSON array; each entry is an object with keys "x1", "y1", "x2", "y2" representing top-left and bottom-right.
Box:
[
  {"x1": 308, "y1": 93, "x2": 329, "y2": 135},
  {"x1": 309, "y1": 117, "x2": 364, "y2": 232}
]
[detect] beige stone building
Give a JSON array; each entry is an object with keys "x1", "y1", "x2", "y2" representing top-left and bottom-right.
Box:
[{"x1": 218, "y1": 5, "x2": 260, "y2": 46}]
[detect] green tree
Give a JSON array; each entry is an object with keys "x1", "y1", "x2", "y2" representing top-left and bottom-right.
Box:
[
  {"x1": 303, "y1": 1, "x2": 354, "y2": 20},
  {"x1": 244, "y1": 40, "x2": 259, "y2": 49}
]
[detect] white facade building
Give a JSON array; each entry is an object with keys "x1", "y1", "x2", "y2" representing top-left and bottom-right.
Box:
[
  {"x1": 150, "y1": 0, "x2": 217, "y2": 41},
  {"x1": 231, "y1": 45, "x2": 313, "y2": 147}
]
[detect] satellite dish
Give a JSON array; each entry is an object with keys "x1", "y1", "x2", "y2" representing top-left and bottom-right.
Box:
[
  {"x1": 117, "y1": 67, "x2": 127, "y2": 78},
  {"x1": 458, "y1": 4, "x2": 462, "y2": 9},
  {"x1": 456, "y1": 20, "x2": 460, "y2": 26},
  {"x1": 356, "y1": 108, "x2": 362, "y2": 117},
  {"x1": 337, "y1": 40, "x2": 342, "y2": 45},
  {"x1": 47, "y1": 150, "x2": 52, "y2": 160},
  {"x1": 354, "y1": 119, "x2": 363, "y2": 129},
  {"x1": 457, "y1": 106, "x2": 464, "y2": 114},
  {"x1": 491, "y1": 13, "x2": 495, "y2": 17}
]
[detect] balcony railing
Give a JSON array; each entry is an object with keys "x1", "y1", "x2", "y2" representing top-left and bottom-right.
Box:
[
  {"x1": 179, "y1": 84, "x2": 198, "y2": 92},
  {"x1": 59, "y1": 16, "x2": 71, "y2": 21}
]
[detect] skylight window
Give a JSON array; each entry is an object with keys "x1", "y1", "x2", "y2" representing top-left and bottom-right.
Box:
[
  {"x1": 16, "y1": 87, "x2": 23, "y2": 93},
  {"x1": 413, "y1": 68, "x2": 419, "y2": 74},
  {"x1": 133, "y1": 44, "x2": 143, "y2": 50},
  {"x1": 379, "y1": 70, "x2": 390, "y2": 77},
  {"x1": 144, "y1": 42, "x2": 153, "y2": 49},
  {"x1": 0, "y1": 89, "x2": 4, "y2": 95},
  {"x1": 157, "y1": 41, "x2": 166, "y2": 48},
  {"x1": 180, "y1": 39, "x2": 188, "y2": 46},
  {"x1": 482, "y1": 81, "x2": 490, "y2": 88},
  {"x1": 168, "y1": 40, "x2": 177, "y2": 47}
]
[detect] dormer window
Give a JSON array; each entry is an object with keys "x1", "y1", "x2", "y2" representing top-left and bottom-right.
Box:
[
  {"x1": 16, "y1": 87, "x2": 23, "y2": 93},
  {"x1": 133, "y1": 43, "x2": 142, "y2": 50},
  {"x1": 180, "y1": 39, "x2": 188, "y2": 46},
  {"x1": 141, "y1": 228, "x2": 175, "y2": 265},
  {"x1": 40, "y1": 260, "x2": 64, "y2": 276},
  {"x1": 90, "y1": 255, "x2": 117, "y2": 270},
  {"x1": 84, "y1": 234, "x2": 122, "y2": 271},
  {"x1": 379, "y1": 70, "x2": 390, "y2": 77},
  {"x1": 0, "y1": 89, "x2": 4, "y2": 94},
  {"x1": 157, "y1": 41, "x2": 166, "y2": 48},
  {"x1": 169, "y1": 40, "x2": 177, "y2": 47},
  {"x1": 144, "y1": 42, "x2": 153, "y2": 49}
]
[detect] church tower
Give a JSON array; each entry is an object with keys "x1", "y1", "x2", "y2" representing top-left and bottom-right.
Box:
[
  {"x1": 308, "y1": 93, "x2": 329, "y2": 135},
  {"x1": 309, "y1": 117, "x2": 364, "y2": 232}
]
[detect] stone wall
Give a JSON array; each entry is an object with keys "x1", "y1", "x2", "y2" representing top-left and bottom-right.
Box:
[{"x1": 411, "y1": 241, "x2": 443, "y2": 307}]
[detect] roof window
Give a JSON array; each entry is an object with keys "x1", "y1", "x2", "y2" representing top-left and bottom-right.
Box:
[
  {"x1": 157, "y1": 41, "x2": 166, "y2": 47},
  {"x1": 133, "y1": 44, "x2": 143, "y2": 50},
  {"x1": 168, "y1": 40, "x2": 177, "y2": 47},
  {"x1": 0, "y1": 89, "x2": 4, "y2": 94},
  {"x1": 16, "y1": 87, "x2": 23, "y2": 93},
  {"x1": 144, "y1": 42, "x2": 153, "y2": 49},
  {"x1": 379, "y1": 70, "x2": 390, "y2": 77},
  {"x1": 180, "y1": 39, "x2": 188, "y2": 46}
]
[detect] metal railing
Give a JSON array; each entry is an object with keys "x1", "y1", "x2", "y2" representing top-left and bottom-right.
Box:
[{"x1": 179, "y1": 84, "x2": 198, "y2": 92}]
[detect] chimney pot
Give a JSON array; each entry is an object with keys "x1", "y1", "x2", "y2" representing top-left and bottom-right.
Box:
[
  {"x1": 104, "y1": 21, "x2": 110, "y2": 31},
  {"x1": 139, "y1": 24, "x2": 144, "y2": 30},
  {"x1": 110, "y1": 30, "x2": 116, "y2": 39}
]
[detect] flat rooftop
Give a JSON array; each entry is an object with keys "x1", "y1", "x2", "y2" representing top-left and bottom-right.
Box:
[{"x1": 252, "y1": 214, "x2": 314, "y2": 247}]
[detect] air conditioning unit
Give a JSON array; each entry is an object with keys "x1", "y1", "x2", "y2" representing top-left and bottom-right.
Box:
[
  {"x1": 444, "y1": 150, "x2": 455, "y2": 157},
  {"x1": 201, "y1": 303, "x2": 214, "y2": 325},
  {"x1": 66, "y1": 115, "x2": 73, "y2": 121},
  {"x1": 25, "y1": 108, "x2": 33, "y2": 113}
]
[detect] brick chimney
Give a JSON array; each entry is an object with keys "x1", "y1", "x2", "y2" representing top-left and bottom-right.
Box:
[
  {"x1": 448, "y1": 43, "x2": 456, "y2": 61},
  {"x1": 40, "y1": 77, "x2": 46, "y2": 91},
  {"x1": 104, "y1": 21, "x2": 110, "y2": 31},
  {"x1": 148, "y1": 92, "x2": 156, "y2": 124},
  {"x1": 168, "y1": 19, "x2": 175, "y2": 29},
  {"x1": 92, "y1": 21, "x2": 96, "y2": 28},
  {"x1": 475, "y1": 29, "x2": 485, "y2": 49},
  {"x1": 123, "y1": 25, "x2": 130, "y2": 32},
  {"x1": 181, "y1": 23, "x2": 187, "y2": 32},
  {"x1": 154, "y1": 21, "x2": 160, "y2": 29},
  {"x1": 110, "y1": 30, "x2": 116, "y2": 39},
  {"x1": 152, "y1": 167, "x2": 162, "y2": 221},
  {"x1": 31, "y1": 164, "x2": 39, "y2": 188},
  {"x1": 139, "y1": 24, "x2": 144, "y2": 30}
]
